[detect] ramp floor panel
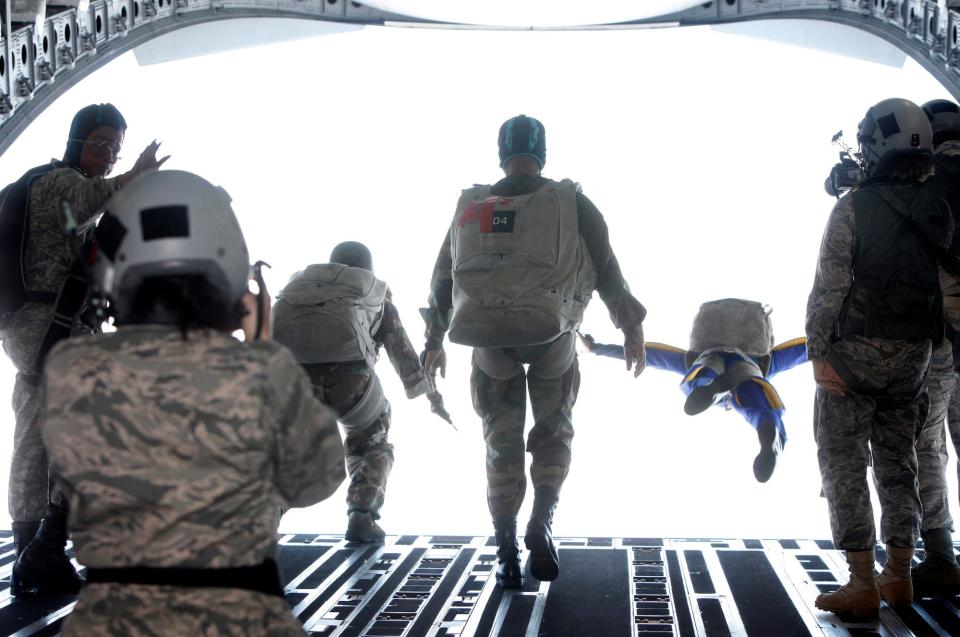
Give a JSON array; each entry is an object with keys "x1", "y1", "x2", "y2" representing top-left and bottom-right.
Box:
[{"x1": 0, "y1": 532, "x2": 958, "y2": 636}]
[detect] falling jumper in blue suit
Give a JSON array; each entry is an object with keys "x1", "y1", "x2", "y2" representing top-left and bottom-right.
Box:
[{"x1": 588, "y1": 337, "x2": 809, "y2": 446}]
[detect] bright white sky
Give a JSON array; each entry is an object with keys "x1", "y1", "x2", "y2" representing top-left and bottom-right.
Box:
[{"x1": 0, "y1": 21, "x2": 956, "y2": 542}]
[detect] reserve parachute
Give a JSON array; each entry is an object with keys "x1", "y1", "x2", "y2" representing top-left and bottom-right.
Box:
[
  {"x1": 448, "y1": 179, "x2": 596, "y2": 348},
  {"x1": 272, "y1": 264, "x2": 387, "y2": 367},
  {"x1": 0, "y1": 164, "x2": 58, "y2": 320},
  {"x1": 688, "y1": 299, "x2": 774, "y2": 358}
]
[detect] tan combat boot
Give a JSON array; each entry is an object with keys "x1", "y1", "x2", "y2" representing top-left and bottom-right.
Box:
[
  {"x1": 878, "y1": 545, "x2": 914, "y2": 608},
  {"x1": 815, "y1": 550, "x2": 880, "y2": 619}
]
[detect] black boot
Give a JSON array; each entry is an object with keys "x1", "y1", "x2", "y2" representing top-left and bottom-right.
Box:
[
  {"x1": 753, "y1": 420, "x2": 782, "y2": 483},
  {"x1": 345, "y1": 511, "x2": 386, "y2": 544},
  {"x1": 11, "y1": 520, "x2": 40, "y2": 559},
  {"x1": 493, "y1": 517, "x2": 523, "y2": 589},
  {"x1": 913, "y1": 527, "x2": 960, "y2": 598},
  {"x1": 684, "y1": 372, "x2": 738, "y2": 416},
  {"x1": 525, "y1": 486, "x2": 560, "y2": 582},
  {"x1": 11, "y1": 504, "x2": 83, "y2": 597}
]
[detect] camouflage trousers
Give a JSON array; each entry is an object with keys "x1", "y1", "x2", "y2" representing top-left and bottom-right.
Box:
[
  {"x1": 303, "y1": 363, "x2": 393, "y2": 518},
  {"x1": 63, "y1": 583, "x2": 305, "y2": 637},
  {"x1": 947, "y1": 371, "x2": 960, "y2": 509},
  {"x1": 470, "y1": 335, "x2": 580, "y2": 518},
  {"x1": 9, "y1": 373, "x2": 66, "y2": 522},
  {"x1": 916, "y1": 339, "x2": 956, "y2": 532},
  {"x1": 815, "y1": 337, "x2": 931, "y2": 550}
]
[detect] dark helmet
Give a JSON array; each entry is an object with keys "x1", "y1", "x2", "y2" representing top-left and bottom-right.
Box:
[
  {"x1": 498, "y1": 114, "x2": 546, "y2": 169},
  {"x1": 922, "y1": 99, "x2": 960, "y2": 147},
  {"x1": 330, "y1": 241, "x2": 373, "y2": 272},
  {"x1": 64, "y1": 103, "x2": 127, "y2": 167}
]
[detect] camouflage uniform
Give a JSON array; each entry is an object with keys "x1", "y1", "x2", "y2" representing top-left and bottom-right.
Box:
[
  {"x1": 425, "y1": 175, "x2": 645, "y2": 518},
  {"x1": 301, "y1": 292, "x2": 428, "y2": 519},
  {"x1": 807, "y1": 191, "x2": 937, "y2": 551},
  {"x1": 40, "y1": 325, "x2": 345, "y2": 636},
  {"x1": 947, "y1": 361, "x2": 960, "y2": 503},
  {"x1": 916, "y1": 137, "x2": 960, "y2": 529},
  {"x1": 916, "y1": 336, "x2": 955, "y2": 532},
  {"x1": 1, "y1": 161, "x2": 117, "y2": 522}
]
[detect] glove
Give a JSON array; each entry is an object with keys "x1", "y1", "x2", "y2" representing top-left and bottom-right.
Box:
[{"x1": 427, "y1": 391, "x2": 456, "y2": 430}]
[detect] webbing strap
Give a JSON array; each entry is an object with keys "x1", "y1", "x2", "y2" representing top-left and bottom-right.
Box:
[
  {"x1": 86, "y1": 559, "x2": 284, "y2": 598},
  {"x1": 34, "y1": 258, "x2": 89, "y2": 373}
]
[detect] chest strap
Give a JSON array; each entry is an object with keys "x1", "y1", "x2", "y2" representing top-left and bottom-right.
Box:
[
  {"x1": 85, "y1": 558, "x2": 284, "y2": 598},
  {"x1": 34, "y1": 258, "x2": 91, "y2": 373}
]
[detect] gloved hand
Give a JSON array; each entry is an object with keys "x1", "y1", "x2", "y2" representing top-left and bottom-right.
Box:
[
  {"x1": 421, "y1": 348, "x2": 446, "y2": 394},
  {"x1": 427, "y1": 391, "x2": 456, "y2": 430},
  {"x1": 623, "y1": 325, "x2": 645, "y2": 378}
]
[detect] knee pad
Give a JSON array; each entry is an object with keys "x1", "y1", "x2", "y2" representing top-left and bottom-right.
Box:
[{"x1": 341, "y1": 374, "x2": 387, "y2": 432}]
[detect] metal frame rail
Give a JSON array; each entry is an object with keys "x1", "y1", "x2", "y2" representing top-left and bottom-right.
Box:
[{"x1": 0, "y1": 0, "x2": 957, "y2": 154}]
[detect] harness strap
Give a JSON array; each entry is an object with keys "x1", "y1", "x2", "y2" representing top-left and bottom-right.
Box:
[
  {"x1": 826, "y1": 348, "x2": 930, "y2": 409},
  {"x1": 86, "y1": 559, "x2": 284, "y2": 598},
  {"x1": 34, "y1": 258, "x2": 90, "y2": 373},
  {"x1": 16, "y1": 372, "x2": 40, "y2": 388}
]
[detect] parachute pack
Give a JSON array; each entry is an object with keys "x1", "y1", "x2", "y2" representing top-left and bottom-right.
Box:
[
  {"x1": 447, "y1": 179, "x2": 596, "y2": 348},
  {"x1": 271, "y1": 263, "x2": 387, "y2": 368},
  {"x1": 0, "y1": 164, "x2": 58, "y2": 320},
  {"x1": 688, "y1": 299, "x2": 774, "y2": 359}
]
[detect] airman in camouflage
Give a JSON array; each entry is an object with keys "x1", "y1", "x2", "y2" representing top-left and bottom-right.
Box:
[
  {"x1": 272, "y1": 243, "x2": 443, "y2": 543},
  {"x1": 43, "y1": 328, "x2": 345, "y2": 637},
  {"x1": 807, "y1": 98, "x2": 950, "y2": 618},
  {"x1": 40, "y1": 170, "x2": 346, "y2": 636},
  {"x1": 422, "y1": 116, "x2": 645, "y2": 589},
  {"x1": 0, "y1": 103, "x2": 167, "y2": 596},
  {"x1": 912, "y1": 102, "x2": 960, "y2": 596}
]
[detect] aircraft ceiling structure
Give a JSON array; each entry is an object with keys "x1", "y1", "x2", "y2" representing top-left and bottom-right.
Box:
[
  {"x1": 0, "y1": 0, "x2": 958, "y2": 155},
  {"x1": 356, "y1": 0, "x2": 710, "y2": 27}
]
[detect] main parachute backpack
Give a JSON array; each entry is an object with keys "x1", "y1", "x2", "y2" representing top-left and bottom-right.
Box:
[
  {"x1": 271, "y1": 263, "x2": 387, "y2": 367},
  {"x1": 447, "y1": 179, "x2": 596, "y2": 348},
  {"x1": 0, "y1": 164, "x2": 58, "y2": 320},
  {"x1": 688, "y1": 299, "x2": 774, "y2": 359}
]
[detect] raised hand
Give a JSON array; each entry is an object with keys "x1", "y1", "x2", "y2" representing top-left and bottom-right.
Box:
[{"x1": 132, "y1": 140, "x2": 170, "y2": 174}]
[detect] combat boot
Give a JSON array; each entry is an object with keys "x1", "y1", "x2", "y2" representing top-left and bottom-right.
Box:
[
  {"x1": 878, "y1": 545, "x2": 914, "y2": 608},
  {"x1": 752, "y1": 420, "x2": 782, "y2": 483},
  {"x1": 493, "y1": 517, "x2": 523, "y2": 589},
  {"x1": 524, "y1": 486, "x2": 560, "y2": 582},
  {"x1": 345, "y1": 511, "x2": 386, "y2": 544},
  {"x1": 684, "y1": 368, "x2": 741, "y2": 416},
  {"x1": 11, "y1": 504, "x2": 83, "y2": 597},
  {"x1": 11, "y1": 520, "x2": 40, "y2": 559},
  {"x1": 913, "y1": 528, "x2": 960, "y2": 598},
  {"x1": 815, "y1": 550, "x2": 879, "y2": 619}
]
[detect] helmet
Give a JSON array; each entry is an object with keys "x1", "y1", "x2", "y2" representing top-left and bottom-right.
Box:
[
  {"x1": 922, "y1": 99, "x2": 960, "y2": 147},
  {"x1": 330, "y1": 241, "x2": 373, "y2": 272},
  {"x1": 93, "y1": 170, "x2": 250, "y2": 317},
  {"x1": 498, "y1": 114, "x2": 546, "y2": 169},
  {"x1": 857, "y1": 98, "x2": 932, "y2": 174},
  {"x1": 64, "y1": 103, "x2": 127, "y2": 167}
]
